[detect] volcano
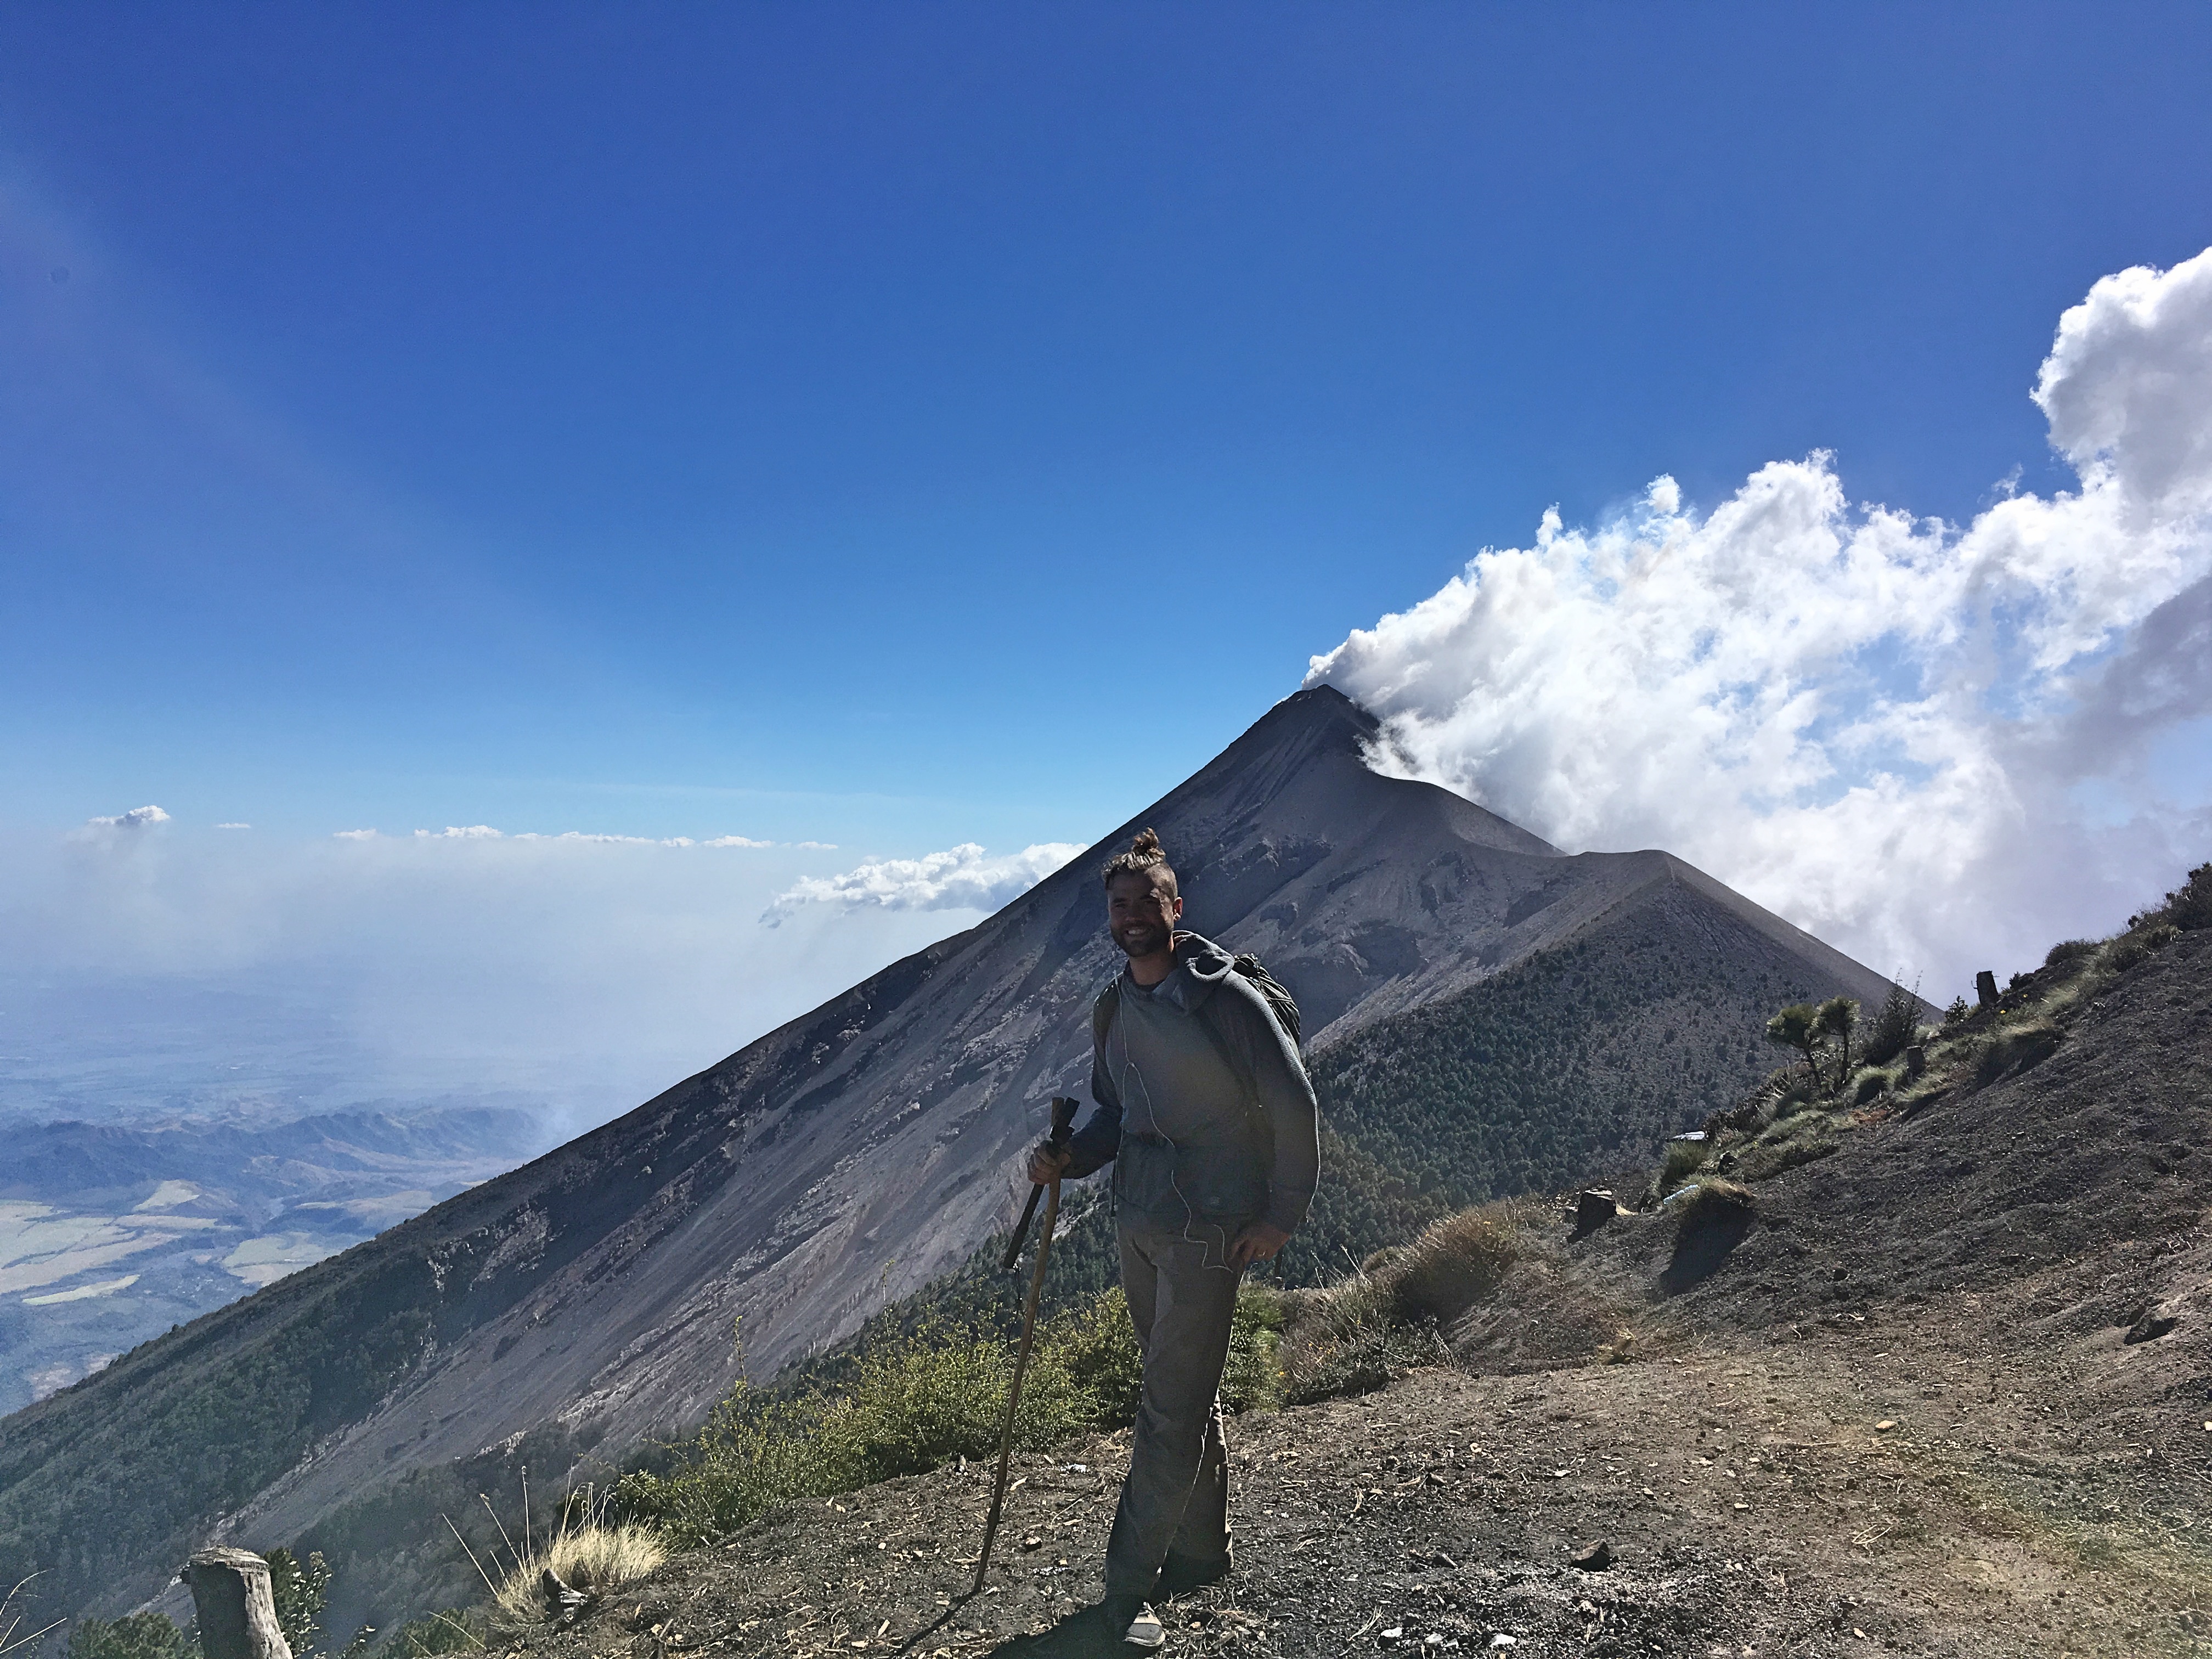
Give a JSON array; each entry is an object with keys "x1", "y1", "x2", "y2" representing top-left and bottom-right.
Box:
[{"x1": 0, "y1": 686, "x2": 1897, "y2": 1626}]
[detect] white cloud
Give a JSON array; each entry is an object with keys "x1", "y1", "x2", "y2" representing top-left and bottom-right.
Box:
[
  {"x1": 83, "y1": 805, "x2": 170, "y2": 830},
  {"x1": 415, "y1": 825, "x2": 503, "y2": 839},
  {"x1": 214, "y1": 822, "x2": 251, "y2": 830},
  {"x1": 1, "y1": 821, "x2": 965, "y2": 1138},
  {"x1": 1308, "y1": 247, "x2": 2212, "y2": 995},
  {"x1": 768, "y1": 842, "x2": 1086, "y2": 922}
]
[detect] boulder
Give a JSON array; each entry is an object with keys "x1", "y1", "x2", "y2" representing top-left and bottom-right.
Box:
[{"x1": 1573, "y1": 1189, "x2": 1620, "y2": 1234}]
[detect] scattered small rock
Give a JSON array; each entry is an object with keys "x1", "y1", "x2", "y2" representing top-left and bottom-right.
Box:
[
  {"x1": 2125, "y1": 1307, "x2": 2180, "y2": 1344},
  {"x1": 1487, "y1": 1639, "x2": 1517, "y2": 1651},
  {"x1": 1570, "y1": 1541, "x2": 1612, "y2": 1572},
  {"x1": 1874, "y1": 1420, "x2": 1895, "y2": 1432},
  {"x1": 1019, "y1": 1536, "x2": 1041, "y2": 1551}
]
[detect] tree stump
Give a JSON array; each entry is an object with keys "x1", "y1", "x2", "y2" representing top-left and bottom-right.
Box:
[
  {"x1": 183, "y1": 1548, "x2": 294, "y2": 1659},
  {"x1": 1974, "y1": 970, "x2": 1999, "y2": 1009}
]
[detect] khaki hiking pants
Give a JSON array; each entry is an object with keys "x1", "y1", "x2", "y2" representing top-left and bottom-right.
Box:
[{"x1": 1103, "y1": 1220, "x2": 1243, "y2": 1598}]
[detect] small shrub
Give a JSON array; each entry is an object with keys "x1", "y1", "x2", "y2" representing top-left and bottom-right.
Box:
[
  {"x1": 2044, "y1": 938, "x2": 2098, "y2": 968},
  {"x1": 2163, "y1": 862, "x2": 2212, "y2": 929},
  {"x1": 1737, "y1": 1116, "x2": 1838, "y2": 1181},
  {"x1": 1943, "y1": 996, "x2": 1971, "y2": 1026},
  {"x1": 1278, "y1": 1276, "x2": 1448, "y2": 1406},
  {"x1": 619, "y1": 1279, "x2": 1284, "y2": 1549},
  {"x1": 1384, "y1": 1207, "x2": 1521, "y2": 1327},
  {"x1": 1221, "y1": 1283, "x2": 1285, "y2": 1414},
  {"x1": 1762, "y1": 1064, "x2": 1818, "y2": 1111},
  {"x1": 66, "y1": 1616, "x2": 190, "y2": 1659},
  {"x1": 1276, "y1": 1205, "x2": 1534, "y2": 1403},
  {"x1": 1763, "y1": 1003, "x2": 1821, "y2": 1086},
  {"x1": 1860, "y1": 981, "x2": 1921, "y2": 1066},
  {"x1": 1973, "y1": 1021, "x2": 2062, "y2": 1086},
  {"x1": 1812, "y1": 996, "x2": 1859, "y2": 1086},
  {"x1": 1768, "y1": 1086, "x2": 1819, "y2": 1122},
  {"x1": 821, "y1": 1319, "x2": 1094, "y2": 1488},
  {"x1": 1052, "y1": 1289, "x2": 1143, "y2": 1426},
  {"x1": 266, "y1": 1547, "x2": 332, "y2": 1657},
  {"x1": 492, "y1": 1523, "x2": 666, "y2": 1626},
  {"x1": 2103, "y1": 933, "x2": 2153, "y2": 973},
  {"x1": 1669, "y1": 1176, "x2": 1753, "y2": 1225},
  {"x1": 1657, "y1": 1137, "x2": 1711, "y2": 1192},
  {"x1": 1850, "y1": 1066, "x2": 1893, "y2": 1106}
]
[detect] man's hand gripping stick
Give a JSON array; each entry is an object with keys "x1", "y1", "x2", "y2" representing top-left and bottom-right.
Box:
[{"x1": 1002, "y1": 1096, "x2": 1079, "y2": 1270}]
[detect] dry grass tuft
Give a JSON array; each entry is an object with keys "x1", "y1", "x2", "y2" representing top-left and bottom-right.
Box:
[
  {"x1": 1972, "y1": 1020, "x2": 2063, "y2": 1086},
  {"x1": 492, "y1": 1523, "x2": 667, "y2": 1625},
  {"x1": 1385, "y1": 1206, "x2": 1523, "y2": 1327},
  {"x1": 1669, "y1": 1176, "x2": 1754, "y2": 1223},
  {"x1": 1278, "y1": 1201, "x2": 1556, "y2": 1403}
]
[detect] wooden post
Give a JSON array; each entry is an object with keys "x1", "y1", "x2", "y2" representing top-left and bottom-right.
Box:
[
  {"x1": 1974, "y1": 970, "x2": 1999, "y2": 1010},
  {"x1": 182, "y1": 1549, "x2": 294, "y2": 1659}
]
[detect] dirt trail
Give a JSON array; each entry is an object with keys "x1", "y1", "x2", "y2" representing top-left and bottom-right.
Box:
[
  {"x1": 529, "y1": 1297, "x2": 2209, "y2": 1659},
  {"x1": 523, "y1": 934, "x2": 2212, "y2": 1659}
]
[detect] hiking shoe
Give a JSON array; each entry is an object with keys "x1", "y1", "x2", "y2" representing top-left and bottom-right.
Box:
[
  {"x1": 1155, "y1": 1551, "x2": 1232, "y2": 1597},
  {"x1": 1101, "y1": 1596, "x2": 1165, "y2": 1650}
]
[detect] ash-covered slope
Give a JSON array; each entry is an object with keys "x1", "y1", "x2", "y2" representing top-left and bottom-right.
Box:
[{"x1": 0, "y1": 686, "x2": 1893, "y2": 1621}]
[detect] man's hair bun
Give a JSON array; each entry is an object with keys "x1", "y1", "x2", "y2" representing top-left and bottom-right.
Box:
[{"x1": 1100, "y1": 827, "x2": 1177, "y2": 894}]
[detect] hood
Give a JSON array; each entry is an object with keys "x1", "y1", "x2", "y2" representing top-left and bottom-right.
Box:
[{"x1": 1127, "y1": 930, "x2": 1237, "y2": 1015}]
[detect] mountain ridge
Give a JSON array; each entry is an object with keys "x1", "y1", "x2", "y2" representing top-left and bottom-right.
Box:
[{"x1": 0, "y1": 686, "x2": 1898, "y2": 1626}]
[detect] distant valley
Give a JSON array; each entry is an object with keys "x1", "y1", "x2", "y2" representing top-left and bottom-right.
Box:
[{"x1": 0, "y1": 1107, "x2": 547, "y2": 1412}]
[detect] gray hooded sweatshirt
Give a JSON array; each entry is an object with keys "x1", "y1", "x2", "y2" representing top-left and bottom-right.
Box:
[{"x1": 1062, "y1": 932, "x2": 1321, "y2": 1235}]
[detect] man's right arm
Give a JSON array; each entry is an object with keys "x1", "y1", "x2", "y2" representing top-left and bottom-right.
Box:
[{"x1": 1058, "y1": 1046, "x2": 1122, "y2": 1178}]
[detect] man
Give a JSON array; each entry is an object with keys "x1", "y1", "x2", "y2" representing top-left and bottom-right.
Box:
[{"x1": 1026, "y1": 828, "x2": 1320, "y2": 1650}]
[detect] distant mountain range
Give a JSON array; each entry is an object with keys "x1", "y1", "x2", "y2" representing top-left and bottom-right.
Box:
[
  {"x1": 0, "y1": 686, "x2": 1899, "y2": 1630},
  {"x1": 0, "y1": 1108, "x2": 545, "y2": 1413}
]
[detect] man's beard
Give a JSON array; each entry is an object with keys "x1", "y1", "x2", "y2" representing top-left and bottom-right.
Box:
[{"x1": 1114, "y1": 921, "x2": 1170, "y2": 958}]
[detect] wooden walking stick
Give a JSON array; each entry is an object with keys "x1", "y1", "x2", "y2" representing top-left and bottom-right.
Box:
[{"x1": 974, "y1": 1095, "x2": 1079, "y2": 1594}]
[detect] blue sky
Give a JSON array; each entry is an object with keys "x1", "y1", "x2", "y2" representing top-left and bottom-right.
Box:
[{"x1": 3, "y1": 4, "x2": 2210, "y2": 1122}]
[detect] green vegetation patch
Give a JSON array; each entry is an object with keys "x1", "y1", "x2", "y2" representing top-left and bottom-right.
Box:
[{"x1": 614, "y1": 1285, "x2": 1282, "y2": 1548}]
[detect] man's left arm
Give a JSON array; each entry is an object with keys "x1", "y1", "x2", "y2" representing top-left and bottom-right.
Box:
[{"x1": 1214, "y1": 986, "x2": 1321, "y2": 1262}]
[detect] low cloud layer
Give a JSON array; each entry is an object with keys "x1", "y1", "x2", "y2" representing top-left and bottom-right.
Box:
[
  {"x1": 1310, "y1": 249, "x2": 2212, "y2": 995},
  {"x1": 0, "y1": 823, "x2": 978, "y2": 1136},
  {"x1": 767, "y1": 842, "x2": 1087, "y2": 922},
  {"x1": 326, "y1": 826, "x2": 832, "y2": 848}
]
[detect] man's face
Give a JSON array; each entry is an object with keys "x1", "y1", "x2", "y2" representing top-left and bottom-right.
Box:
[{"x1": 1106, "y1": 870, "x2": 1182, "y2": 960}]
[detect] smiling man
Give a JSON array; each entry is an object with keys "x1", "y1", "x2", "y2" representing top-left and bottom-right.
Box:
[{"x1": 1026, "y1": 828, "x2": 1321, "y2": 1649}]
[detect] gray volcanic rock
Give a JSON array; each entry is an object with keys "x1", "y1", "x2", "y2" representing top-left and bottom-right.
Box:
[{"x1": 0, "y1": 686, "x2": 1895, "y2": 1623}]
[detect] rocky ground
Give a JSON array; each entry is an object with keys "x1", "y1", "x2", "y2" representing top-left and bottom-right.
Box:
[
  {"x1": 517, "y1": 930, "x2": 2212, "y2": 1659},
  {"x1": 524, "y1": 1280, "x2": 2210, "y2": 1659}
]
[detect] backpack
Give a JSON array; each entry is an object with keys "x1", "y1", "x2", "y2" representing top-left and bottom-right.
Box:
[
  {"x1": 1091, "y1": 950, "x2": 1304, "y2": 1102},
  {"x1": 1224, "y1": 953, "x2": 1302, "y2": 1047}
]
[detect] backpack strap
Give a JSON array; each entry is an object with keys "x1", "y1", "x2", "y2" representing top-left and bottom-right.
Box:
[{"x1": 1091, "y1": 980, "x2": 1121, "y2": 1060}]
